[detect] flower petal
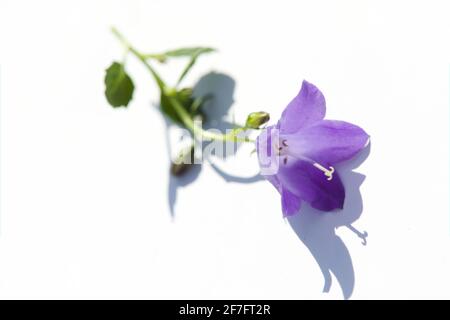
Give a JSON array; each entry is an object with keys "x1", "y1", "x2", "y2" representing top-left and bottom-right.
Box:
[
  {"x1": 278, "y1": 80, "x2": 326, "y2": 134},
  {"x1": 282, "y1": 120, "x2": 369, "y2": 166},
  {"x1": 281, "y1": 187, "x2": 302, "y2": 216},
  {"x1": 277, "y1": 157, "x2": 345, "y2": 211}
]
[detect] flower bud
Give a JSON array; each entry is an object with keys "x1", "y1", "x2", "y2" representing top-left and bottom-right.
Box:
[
  {"x1": 245, "y1": 112, "x2": 270, "y2": 129},
  {"x1": 170, "y1": 145, "x2": 195, "y2": 176}
]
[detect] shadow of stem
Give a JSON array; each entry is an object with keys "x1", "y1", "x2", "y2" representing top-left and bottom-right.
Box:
[{"x1": 167, "y1": 72, "x2": 239, "y2": 217}]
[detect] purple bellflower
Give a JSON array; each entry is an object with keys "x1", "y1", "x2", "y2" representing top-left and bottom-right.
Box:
[{"x1": 257, "y1": 80, "x2": 369, "y2": 216}]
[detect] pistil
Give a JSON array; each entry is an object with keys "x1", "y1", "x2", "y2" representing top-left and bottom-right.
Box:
[{"x1": 313, "y1": 163, "x2": 335, "y2": 181}]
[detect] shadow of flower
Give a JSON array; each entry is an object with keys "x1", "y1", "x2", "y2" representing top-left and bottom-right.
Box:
[{"x1": 287, "y1": 143, "x2": 371, "y2": 299}]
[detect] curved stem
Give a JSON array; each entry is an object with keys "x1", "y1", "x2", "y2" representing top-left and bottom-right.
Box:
[
  {"x1": 111, "y1": 27, "x2": 254, "y2": 144},
  {"x1": 168, "y1": 97, "x2": 253, "y2": 143},
  {"x1": 111, "y1": 27, "x2": 165, "y2": 90}
]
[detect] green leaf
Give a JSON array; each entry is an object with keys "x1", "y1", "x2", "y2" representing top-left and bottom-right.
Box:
[
  {"x1": 160, "y1": 93, "x2": 184, "y2": 125},
  {"x1": 141, "y1": 53, "x2": 167, "y2": 63},
  {"x1": 143, "y1": 47, "x2": 214, "y2": 62},
  {"x1": 164, "y1": 47, "x2": 215, "y2": 57},
  {"x1": 104, "y1": 62, "x2": 135, "y2": 107},
  {"x1": 160, "y1": 88, "x2": 205, "y2": 125},
  {"x1": 142, "y1": 47, "x2": 215, "y2": 84}
]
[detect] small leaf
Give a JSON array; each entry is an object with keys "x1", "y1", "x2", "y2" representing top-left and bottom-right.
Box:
[
  {"x1": 143, "y1": 47, "x2": 215, "y2": 84},
  {"x1": 164, "y1": 47, "x2": 215, "y2": 57},
  {"x1": 104, "y1": 62, "x2": 135, "y2": 107},
  {"x1": 142, "y1": 53, "x2": 167, "y2": 63}
]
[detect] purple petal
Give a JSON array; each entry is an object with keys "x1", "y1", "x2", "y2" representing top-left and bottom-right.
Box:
[
  {"x1": 277, "y1": 157, "x2": 345, "y2": 211},
  {"x1": 282, "y1": 120, "x2": 369, "y2": 166},
  {"x1": 281, "y1": 188, "x2": 302, "y2": 216},
  {"x1": 278, "y1": 80, "x2": 326, "y2": 134}
]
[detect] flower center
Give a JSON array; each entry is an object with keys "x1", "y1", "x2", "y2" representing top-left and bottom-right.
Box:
[{"x1": 277, "y1": 139, "x2": 335, "y2": 181}]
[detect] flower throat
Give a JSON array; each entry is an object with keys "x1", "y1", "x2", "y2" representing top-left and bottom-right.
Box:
[{"x1": 277, "y1": 139, "x2": 335, "y2": 181}]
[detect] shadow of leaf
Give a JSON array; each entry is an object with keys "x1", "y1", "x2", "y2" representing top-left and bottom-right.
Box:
[
  {"x1": 167, "y1": 72, "x2": 237, "y2": 218},
  {"x1": 193, "y1": 71, "x2": 236, "y2": 133}
]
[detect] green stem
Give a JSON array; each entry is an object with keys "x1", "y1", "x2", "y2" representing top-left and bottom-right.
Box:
[
  {"x1": 168, "y1": 97, "x2": 252, "y2": 143},
  {"x1": 111, "y1": 27, "x2": 165, "y2": 90},
  {"x1": 111, "y1": 27, "x2": 254, "y2": 144}
]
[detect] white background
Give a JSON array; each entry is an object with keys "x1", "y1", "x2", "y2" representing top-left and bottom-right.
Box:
[{"x1": 0, "y1": 0, "x2": 449, "y2": 299}]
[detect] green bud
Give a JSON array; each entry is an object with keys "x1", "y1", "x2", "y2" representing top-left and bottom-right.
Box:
[{"x1": 245, "y1": 112, "x2": 270, "y2": 129}]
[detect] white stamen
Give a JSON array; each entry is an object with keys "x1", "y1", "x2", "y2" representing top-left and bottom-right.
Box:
[
  {"x1": 276, "y1": 139, "x2": 334, "y2": 179},
  {"x1": 313, "y1": 163, "x2": 335, "y2": 181}
]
